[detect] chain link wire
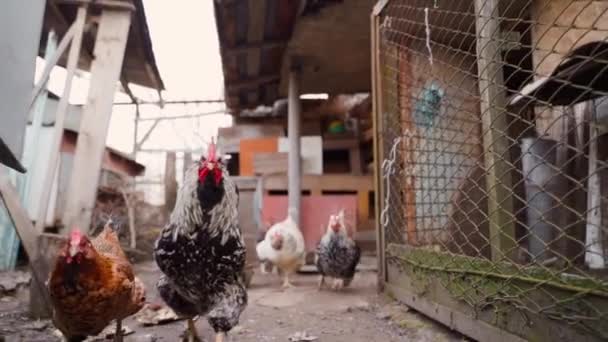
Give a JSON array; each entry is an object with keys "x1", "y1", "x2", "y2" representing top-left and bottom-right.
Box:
[{"x1": 376, "y1": 0, "x2": 608, "y2": 339}]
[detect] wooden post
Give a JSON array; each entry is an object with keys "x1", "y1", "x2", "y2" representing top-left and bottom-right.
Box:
[
  {"x1": 164, "y1": 152, "x2": 177, "y2": 213},
  {"x1": 474, "y1": 0, "x2": 517, "y2": 262},
  {"x1": 62, "y1": 8, "x2": 132, "y2": 234},
  {"x1": 287, "y1": 64, "x2": 302, "y2": 226},
  {"x1": 36, "y1": 5, "x2": 87, "y2": 234},
  {"x1": 371, "y1": 0, "x2": 388, "y2": 290}
]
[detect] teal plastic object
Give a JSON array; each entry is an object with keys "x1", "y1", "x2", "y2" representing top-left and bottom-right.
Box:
[{"x1": 414, "y1": 81, "x2": 444, "y2": 128}]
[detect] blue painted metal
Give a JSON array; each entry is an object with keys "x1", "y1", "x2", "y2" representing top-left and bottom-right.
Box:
[
  {"x1": 0, "y1": 30, "x2": 55, "y2": 270},
  {"x1": 0, "y1": 171, "x2": 26, "y2": 270}
]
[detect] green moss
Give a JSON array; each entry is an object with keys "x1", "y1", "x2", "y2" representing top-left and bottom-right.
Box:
[
  {"x1": 386, "y1": 243, "x2": 608, "y2": 339},
  {"x1": 386, "y1": 244, "x2": 608, "y2": 297}
]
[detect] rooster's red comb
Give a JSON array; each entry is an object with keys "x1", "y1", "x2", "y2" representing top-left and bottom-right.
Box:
[{"x1": 207, "y1": 138, "x2": 217, "y2": 161}]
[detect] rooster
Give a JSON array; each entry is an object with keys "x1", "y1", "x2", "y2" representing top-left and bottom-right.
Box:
[
  {"x1": 255, "y1": 212, "x2": 305, "y2": 289},
  {"x1": 316, "y1": 210, "x2": 361, "y2": 291},
  {"x1": 154, "y1": 140, "x2": 247, "y2": 342},
  {"x1": 48, "y1": 220, "x2": 145, "y2": 342}
]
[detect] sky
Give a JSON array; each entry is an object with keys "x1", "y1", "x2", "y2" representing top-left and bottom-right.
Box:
[{"x1": 35, "y1": 0, "x2": 233, "y2": 204}]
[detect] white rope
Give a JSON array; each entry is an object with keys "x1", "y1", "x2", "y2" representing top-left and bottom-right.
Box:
[
  {"x1": 380, "y1": 136, "x2": 402, "y2": 228},
  {"x1": 424, "y1": 7, "x2": 434, "y2": 66}
]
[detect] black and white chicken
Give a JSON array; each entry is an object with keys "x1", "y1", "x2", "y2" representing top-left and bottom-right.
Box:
[
  {"x1": 316, "y1": 210, "x2": 361, "y2": 291},
  {"x1": 154, "y1": 140, "x2": 247, "y2": 342}
]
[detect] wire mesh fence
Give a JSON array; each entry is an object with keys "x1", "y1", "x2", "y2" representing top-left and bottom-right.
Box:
[{"x1": 375, "y1": 0, "x2": 608, "y2": 339}]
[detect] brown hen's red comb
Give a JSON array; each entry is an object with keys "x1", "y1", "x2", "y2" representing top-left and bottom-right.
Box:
[{"x1": 70, "y1": 229, "x2": 82, "y2": 243}]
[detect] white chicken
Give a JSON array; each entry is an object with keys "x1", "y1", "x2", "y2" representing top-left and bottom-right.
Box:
[{"x1": 255, "y1": 214, "x2": 305, "y2": 289}]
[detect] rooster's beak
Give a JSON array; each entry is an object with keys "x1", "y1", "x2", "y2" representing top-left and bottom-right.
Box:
[
  {"x1": 69, "y1": 245, "x2": 79, "y2": 257},
  {"x1": 206, "y1": 162, "x2": 215, "y2": 170}
]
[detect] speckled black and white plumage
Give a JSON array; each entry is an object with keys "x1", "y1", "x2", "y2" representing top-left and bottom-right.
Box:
[
  {"x1": 154, "y1": 158, "x2": 247, "y2": 335},
  {"x1": 316, "y1": 213, "x2": 361, "y2": 288}
]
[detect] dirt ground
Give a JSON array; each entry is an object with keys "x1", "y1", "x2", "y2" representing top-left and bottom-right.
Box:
[{"x1": 0, "y1": 258, "x2": 468, "y2": 342}]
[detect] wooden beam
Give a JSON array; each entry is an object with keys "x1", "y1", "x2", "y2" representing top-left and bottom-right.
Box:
[
  {"x1": 29, "y1": 17, "x2": 79, "y2": 110},
  {"x1": 474, "y1": 0, "x2": 517, "y2": 262},
  {"x1": 62, "y1": 8, "x2": 132, "y2": 233},
  {"x1": 0, "y1": 176, "x2": 38, "y2": 265},
  {"x1": 35, "y1": 5, "x2": 87, "y2": 234},
  {"x1": 246, "y1": 0, "x2": 265, "y2": 78},
  {"x1": 224, "y1": 41, "x2": 286, "y2": 55},
  {"x1": 226, "y1": 74, "x2": 281, "y2": 91},
  {"x1": 0, "y1": 175, "x2": 54, "y2": 317},
  {"x1": 371, "y1": 7, "x2": 387, "y2": 289}
]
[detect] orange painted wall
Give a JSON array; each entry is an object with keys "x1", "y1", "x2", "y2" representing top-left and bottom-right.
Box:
[{"x1": 239, "y1": 137, "x2": 278, "y2": 176}]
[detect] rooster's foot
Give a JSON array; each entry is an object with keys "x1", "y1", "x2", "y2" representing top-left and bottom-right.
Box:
[
  {"x1": 318, "y1": 275, "x2": 325, "y2": 291},
  {"x1": 114, "y1": 319, "x2": 123, "y2": 342},
  {"x1": 331, "y1": 279, "x2": 344, "y2": 291},
  {"x1": 181, "y1": 319, "x2": 203, "y2": 342}
]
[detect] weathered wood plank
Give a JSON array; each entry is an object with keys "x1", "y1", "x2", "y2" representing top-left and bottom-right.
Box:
[
  {"x1": 62, "y1": 9, "x2": 131, "y2": 233},
  {"x1": 474, "y1": 0, "x2": 516, "y2": 261},
  {"x1": 253, "y1": 152, "x2": 288, "y2": 175},
  {"x1": 0, "y1": 175, "x2": 55, "y2": 318},
  {"x1": 35, "y1": 5, "x2": 87, "y2": 234},
  {"x1": 371, "y1": 6, "x2": 386, "y2": 289}
]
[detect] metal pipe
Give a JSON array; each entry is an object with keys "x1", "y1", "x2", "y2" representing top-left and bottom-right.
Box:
[
  {"x1": 520, "y1": 137, "x2": 567, "y2": 263},
  {"x1": 287, "y1": 67, "x2": 302, "y2": 226}
]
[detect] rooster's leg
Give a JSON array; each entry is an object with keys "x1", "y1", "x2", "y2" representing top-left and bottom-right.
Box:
[
  {"x1": 281, "y1": 273, "x2": 294, "y2": 289},
  {"x1": 318, "y1": 275, "x2": 325, "y2": 290},
  {"x1": 186, "y1": 318, "x2": 202, "y2": 342},
  {"x1": 114, "y1": 319, "x2": 123, "y2": 342},
  {"x1": 215, "y1": 332, "x2": 226, "y2": 342}
]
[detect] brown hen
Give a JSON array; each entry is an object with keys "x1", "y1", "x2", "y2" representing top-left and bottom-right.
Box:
[{"x1": 48, "y1": 220, "x2": 145, "y2": 342}]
